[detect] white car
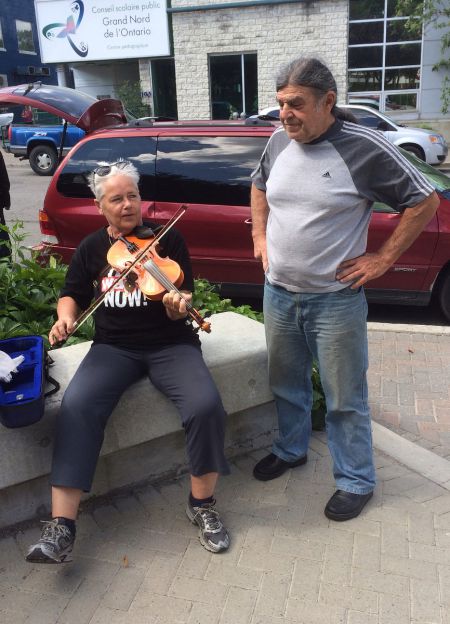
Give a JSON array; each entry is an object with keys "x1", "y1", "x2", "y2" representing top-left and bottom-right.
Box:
[
  {"x1": 251, "y1": 104, "x2": 448, "y2": 166},
  {"x1": 0, "y1": 112, "x2": 13, "y2": 127}
]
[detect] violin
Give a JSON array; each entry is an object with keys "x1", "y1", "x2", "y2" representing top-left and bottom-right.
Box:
[{"x1": 107, "y1": 229, "x2": 211, "y2": 333}]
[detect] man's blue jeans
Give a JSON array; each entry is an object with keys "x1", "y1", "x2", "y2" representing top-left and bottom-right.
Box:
[{"x1": 264, "y1": 281, "x2": 376, "y2": 494}]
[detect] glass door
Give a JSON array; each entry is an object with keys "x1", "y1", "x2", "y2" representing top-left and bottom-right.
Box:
[{"x1": 209, "y1": 53, "x2": 257, "y2": 119}]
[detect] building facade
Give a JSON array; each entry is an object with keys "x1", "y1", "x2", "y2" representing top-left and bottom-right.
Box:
[
  {"x1": 3, "y1": 0, "x2": 448, "y2": 129},
  {"x1": 167, "y1": 0, "x2": 348, "y2": 120},
  {"x1": 0, "y1": 0, "x2": 57, "y2": 89}
]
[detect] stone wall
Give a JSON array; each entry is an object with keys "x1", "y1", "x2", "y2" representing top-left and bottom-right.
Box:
[{"x1": 171, "y1": 0, "x2": 348, "y2": 120}]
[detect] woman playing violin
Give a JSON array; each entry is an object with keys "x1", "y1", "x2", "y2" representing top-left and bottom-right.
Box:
[{"x1": 26, "y1": 160, "x2": 230, "y2": 564}]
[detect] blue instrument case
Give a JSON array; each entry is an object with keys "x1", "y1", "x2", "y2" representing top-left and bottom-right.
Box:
[{"x1": 0, "y1": 335, "x2": 56, "y2": 428}]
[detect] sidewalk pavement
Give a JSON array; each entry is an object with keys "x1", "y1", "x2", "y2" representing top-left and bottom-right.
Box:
[{"x1": 1, "y1": 323, "x2": 450, "y2": 624}]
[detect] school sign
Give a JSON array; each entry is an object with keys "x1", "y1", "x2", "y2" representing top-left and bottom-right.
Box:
[{"x1": 34, "y1": 0, "x2": 170, "y2": 63}]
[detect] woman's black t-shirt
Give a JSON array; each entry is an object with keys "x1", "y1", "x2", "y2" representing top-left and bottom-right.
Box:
[{"x1": 60, "y1": 223, "x2": 200, "y2": 349}]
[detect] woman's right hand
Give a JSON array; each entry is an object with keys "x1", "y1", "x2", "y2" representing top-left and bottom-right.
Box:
[{"x1": 49, "y1": 317, "x2": 76, "y2": 346}]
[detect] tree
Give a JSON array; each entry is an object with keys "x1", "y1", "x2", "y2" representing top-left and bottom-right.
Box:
[
  {"x1": 116, "y1": 81, "x2": 151, "y2": 119},
  {"x1": 395, "y1": 0, "x2": 450, "y2": 112}
]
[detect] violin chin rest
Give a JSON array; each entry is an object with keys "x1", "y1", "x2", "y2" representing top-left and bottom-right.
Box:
[{"x1": 133, "y1": 225, "x2": 155, "y2": 239}]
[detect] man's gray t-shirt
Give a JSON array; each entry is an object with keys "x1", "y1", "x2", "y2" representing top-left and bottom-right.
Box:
[{"x1": 251, "y1": 118, "x2": 435, "y2": 293}]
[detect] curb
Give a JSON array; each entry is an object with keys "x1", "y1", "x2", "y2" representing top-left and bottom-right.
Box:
[
  {"x1": 368, "y1": 321, "x2": 450, "y2": 335},
  {"x1": 372, "y1": 421, "x2": 450, "y2": 490}
]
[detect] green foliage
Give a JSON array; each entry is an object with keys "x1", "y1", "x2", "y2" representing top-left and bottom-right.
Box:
[
  {"x1": 116, "y1": 81, "x2": 151, "y2": 119},
  {"x1": 0, "y1": 223, "x2": 93, "y2": 348},
  {"x1": 192, "y1": 279, "x2": 263, "y2": 322},
  {"x1": 395, "y1": 0, "x2": 450, "y2": 112}
]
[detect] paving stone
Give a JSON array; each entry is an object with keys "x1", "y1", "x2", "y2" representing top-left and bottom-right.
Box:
[
  {"x1": 379, "y1": 593, "x2": 410, "y2": 624},
  {"x1": 57, "y1": 578, "x2": 111, "y2": 624},
  {"x1": 130, "y1": 592, "x2": 192, "y2": 621},
  {"x1": 381, "y1": 553, "x2": 438, "y2": 581},
  {"x1": 410, "y1": 577, "x2": 442, "y2": 622},
  {"x1": 99, "y1": 566, "x2": 145, "y2": 611},
  {"x1": 270, "y1": 535, "x2": 325, "y2": 561},
  {"x1": 350, "y1": 565, "x2": 409, "y2": 597},
  {"x1": 289, "y1": 558, "x2": 322, "y2": 601},
  {"x1": 187, "y1": 602, "x2": 221, "y2": 624},
  {"x1": 318, "y1": 583, "x2": 378, "y2": 614},
  {"x1": 254, "y1": 572, "x2": 289, "y2": 618},
  {"x1": 408, "y1": 510, "x2": 437, "y2": 545},
  {"x1": 285, "y1": 596, "x2": 346, "y2": 623},
  {"x1": 352, "y1": 533, "x2": 380, "y2": 571},
  {"x1": 205, "y1": 560, "x2": 263, "y2": 591},
  {"x1": 220, "y1": 586, "x2": 257, "y2": 623},
  {"x1": 347, "y1": 612, "x2": 378, "y2": 624},
  {"x1": 238, "y1": 548, "x2": 295, "y2": 575},
  {"x1": 169, "y1": 575, "x2": 228, "y2": 606},
  {"x1": 22, "y1": 595, "x2": 69, "y2": 624}
]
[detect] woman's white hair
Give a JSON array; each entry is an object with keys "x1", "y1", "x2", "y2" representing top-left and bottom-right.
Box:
[{"x1": 88, "y1": 160, "x2": 140, "y2": 201}]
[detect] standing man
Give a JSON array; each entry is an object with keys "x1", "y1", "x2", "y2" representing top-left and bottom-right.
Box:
[{"x1": 251, "y1": 57, "x2": 438, "y2": 521}]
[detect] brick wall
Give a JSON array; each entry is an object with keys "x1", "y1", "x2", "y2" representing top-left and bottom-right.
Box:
[{"x1": 171, "y1": 0, "x2": 348, "y2": 119}]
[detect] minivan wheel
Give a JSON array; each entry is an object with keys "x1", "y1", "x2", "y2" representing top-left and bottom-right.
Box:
[
  {"x1": 401, "y1": 144, "x2": 425, "y2": 161},
  {"x1": 438, "y1": 270, "x2": 450, "y2": 323},
  {"x1": 29, "y1": 145, "x2": 58, "y2": 176}
]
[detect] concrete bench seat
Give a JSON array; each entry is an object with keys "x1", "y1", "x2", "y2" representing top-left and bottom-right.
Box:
[{"x1": 0, "y1": 313, "x2": 277, "y2": 528}]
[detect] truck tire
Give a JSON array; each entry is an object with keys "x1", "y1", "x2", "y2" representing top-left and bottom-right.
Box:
[{"x1": 29, "y1": 144, "x2": 58, "y2": 176}]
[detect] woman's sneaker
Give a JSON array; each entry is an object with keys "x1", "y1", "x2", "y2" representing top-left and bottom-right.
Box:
[
  {"x1": 26, "y1": 519, "x2": 75, "y2": 564},
  {"x1": 186, "y1": 499, "x2": 230, "y2": 553}
]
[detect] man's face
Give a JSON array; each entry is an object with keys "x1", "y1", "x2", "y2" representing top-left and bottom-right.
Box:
[
  {"x1": 277, "y1": 84, "x2": 336, "y2": 143},
  {"x1": 95, "y1": 174, "x2": 142, "y2": 236}
]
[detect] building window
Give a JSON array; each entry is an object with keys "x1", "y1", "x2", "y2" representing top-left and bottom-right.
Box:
[
  {"x1": 0, "y1": 21, "x2": 4, "y2": 49},
  {"x1": 0, "y1": 74, "x2": 7, "y2": 87},
  {"x1": 209, "y1": 53, "x2": 258, "y2": 119},
  {"x1": 348, "y1": 0, "x2": 421, "y2": 112},
  {"x1": 16, "y1": 20, "x2": 35, "y2": 54}
]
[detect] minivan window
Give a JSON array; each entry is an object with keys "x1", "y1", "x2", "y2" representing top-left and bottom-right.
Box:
[
  {"x1": 57, "y1": 137, "x2": 157, "y2": 198},
  {"x1": 155, "y1": 136, "x2": 268, "y2": 205}
]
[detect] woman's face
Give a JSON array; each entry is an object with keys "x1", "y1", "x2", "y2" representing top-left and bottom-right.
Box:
[{"x1": 95, "y1": 174, "x2": 143, "y2": 237}]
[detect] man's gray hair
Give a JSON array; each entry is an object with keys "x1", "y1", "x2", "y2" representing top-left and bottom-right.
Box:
[
  {"x1": 275, "y1": 56, "x2": 346, "y2": 116},
  {"x1": 276, "y1": 56, "x2": 337, "y2": 97},
  {"x1": 88, "y1": 160, "x2": 140, "y2": 201}
]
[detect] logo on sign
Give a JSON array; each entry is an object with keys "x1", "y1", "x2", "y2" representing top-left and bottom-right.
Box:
[{"x1": 42, "y1": 1, "x2": 88, "y2": 58}]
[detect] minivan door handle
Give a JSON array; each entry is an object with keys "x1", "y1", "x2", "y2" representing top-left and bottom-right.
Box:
[{"x1": 244, "y1": 218, "x2": 252, "y2": 226}]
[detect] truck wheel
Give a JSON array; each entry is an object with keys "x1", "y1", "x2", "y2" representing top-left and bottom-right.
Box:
[
  {"x1": 438, "y1": 270, "x2": 450, "y2": 323},
  {"x1": 29, "y1": 145, "x2": 58, "y2": 176}
]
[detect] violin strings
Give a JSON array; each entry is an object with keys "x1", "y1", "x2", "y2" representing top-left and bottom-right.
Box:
[{"x1": 142, "y1": 259, "x2": 193, "y2": 311}]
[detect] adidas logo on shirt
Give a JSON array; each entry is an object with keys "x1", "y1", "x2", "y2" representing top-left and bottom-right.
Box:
[{"x1": 322, "y1": 171, "x2": 331, "y2": 178}]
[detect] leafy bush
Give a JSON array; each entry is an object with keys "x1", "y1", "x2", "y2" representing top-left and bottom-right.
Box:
[{"x1": 0, "y1": 223, "x2": 94, "y2": 347}]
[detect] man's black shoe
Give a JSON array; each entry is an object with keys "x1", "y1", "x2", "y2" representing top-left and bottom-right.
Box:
[
  {"x1": 253, "y1": 452, "x2": 307, "y2": 481},
  {"x1": 324, "y1": 490, "x2": 373, "y2": 521}
]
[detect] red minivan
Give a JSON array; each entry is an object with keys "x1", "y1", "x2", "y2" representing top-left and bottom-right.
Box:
[{"x1": 1, "y1": 84, "x2": 450, "y2": 321}]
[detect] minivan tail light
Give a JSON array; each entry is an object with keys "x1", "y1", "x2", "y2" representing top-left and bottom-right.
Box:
[
  {"x1": 39, "y1": 210, "x2": 58, "y2": 238},
  {"x1": 8, "y1": 125, "x2": 11, "y2": 143}
]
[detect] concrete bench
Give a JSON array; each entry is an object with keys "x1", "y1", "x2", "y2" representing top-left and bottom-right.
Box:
[{"x1": 0, "y1": 312, "x2": 277, "y2": 529}]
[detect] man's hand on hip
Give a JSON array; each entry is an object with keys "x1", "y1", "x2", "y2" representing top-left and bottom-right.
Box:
[{"x1": 336, "y1": 252, "x2": 392, "y2": 288}]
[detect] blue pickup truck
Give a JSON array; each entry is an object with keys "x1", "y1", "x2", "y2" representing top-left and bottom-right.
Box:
[{"x1": 6, "y1": 121, "x2": 85, "y2": 176}]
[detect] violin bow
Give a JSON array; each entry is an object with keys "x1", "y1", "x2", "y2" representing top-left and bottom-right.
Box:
[{"x1": 59, "y1": 205, "x2": 188, "y2": 342}]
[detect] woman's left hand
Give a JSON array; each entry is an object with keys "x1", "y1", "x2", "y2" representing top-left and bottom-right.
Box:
[{"x1": 162, "y1": 290, "x2": 191, "y2": 321}]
